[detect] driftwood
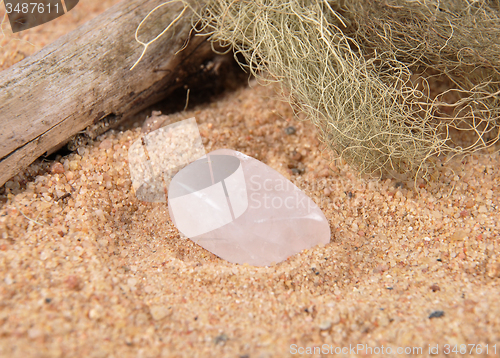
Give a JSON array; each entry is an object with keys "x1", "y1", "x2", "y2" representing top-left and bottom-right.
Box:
[{"x1": 0, "y1": 0, "x2": 218, "y2": 187}]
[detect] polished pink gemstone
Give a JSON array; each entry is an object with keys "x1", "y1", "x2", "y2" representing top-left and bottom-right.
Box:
[{"x1": 168, "y1": 149, "x2": 330, "y2": 266}]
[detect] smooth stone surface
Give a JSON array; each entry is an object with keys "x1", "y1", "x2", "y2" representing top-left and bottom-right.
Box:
[
  {"x1": 168, "y1": 154, "x2": 247, "y2": 237},
  {"x1": 168, "y1": 149, "x2": 331, "y2": 266}
]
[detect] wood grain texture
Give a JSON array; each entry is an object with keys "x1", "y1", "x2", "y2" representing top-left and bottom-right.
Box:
[{"x1": 0, "y1": 0, "x2": 213, "y2": 186}]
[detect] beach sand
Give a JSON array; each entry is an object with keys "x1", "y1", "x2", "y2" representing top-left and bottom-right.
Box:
[{"x1": 1, "y1": 1, "x2": 499, "y2": 357}]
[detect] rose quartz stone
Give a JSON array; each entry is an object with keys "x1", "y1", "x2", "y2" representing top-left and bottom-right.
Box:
[{"x1": 168, "y1": 149, "x2": 330, "y2": 266}]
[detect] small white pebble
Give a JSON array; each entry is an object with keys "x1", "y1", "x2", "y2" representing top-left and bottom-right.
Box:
[
  {"x1": 150, "y1": 305, "x2": 170, "y2": 321},
  {"x1": 319, "y1": 320, "x2": 332, "y2": 330},
  {"x1": 27, "y1": 328, "x2": 42, "y2": 339},
  {"x1": 40, "y1": 251, "x2": 49, "y2": 261},
  {"x1": 4, "y1": 275, "x2": 13, "y2": 285},
  {"x1": 127, "y1": 278, "x2": 137, "y2": 287}
]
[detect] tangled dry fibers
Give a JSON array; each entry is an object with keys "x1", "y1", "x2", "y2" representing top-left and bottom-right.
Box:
[{"x1": 136, "y1": 0, "x2": 500, "y2": 179}]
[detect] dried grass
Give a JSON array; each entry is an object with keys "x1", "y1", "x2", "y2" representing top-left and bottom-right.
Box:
[{"x1": 136, "y1": 0, "x2": 500, "y2": 179}]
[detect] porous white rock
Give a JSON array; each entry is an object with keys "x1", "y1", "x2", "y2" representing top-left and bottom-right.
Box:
[{"x1": 128, "y1": 118, "x2": 205, "y2": 202}]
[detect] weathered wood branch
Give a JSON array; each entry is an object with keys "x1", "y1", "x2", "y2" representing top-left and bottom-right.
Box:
[{"x1": 0, "y1": 0, "x2": 217, "y2": 187}]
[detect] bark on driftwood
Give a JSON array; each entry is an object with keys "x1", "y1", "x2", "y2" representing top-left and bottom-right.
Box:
[{"x1": 0, "y1": 0, "x2": 216, "y2": 187}]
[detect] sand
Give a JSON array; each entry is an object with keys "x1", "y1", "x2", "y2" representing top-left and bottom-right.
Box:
[{"x1": 1, "y1": 1, "x2": 500, "y2": 357}]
